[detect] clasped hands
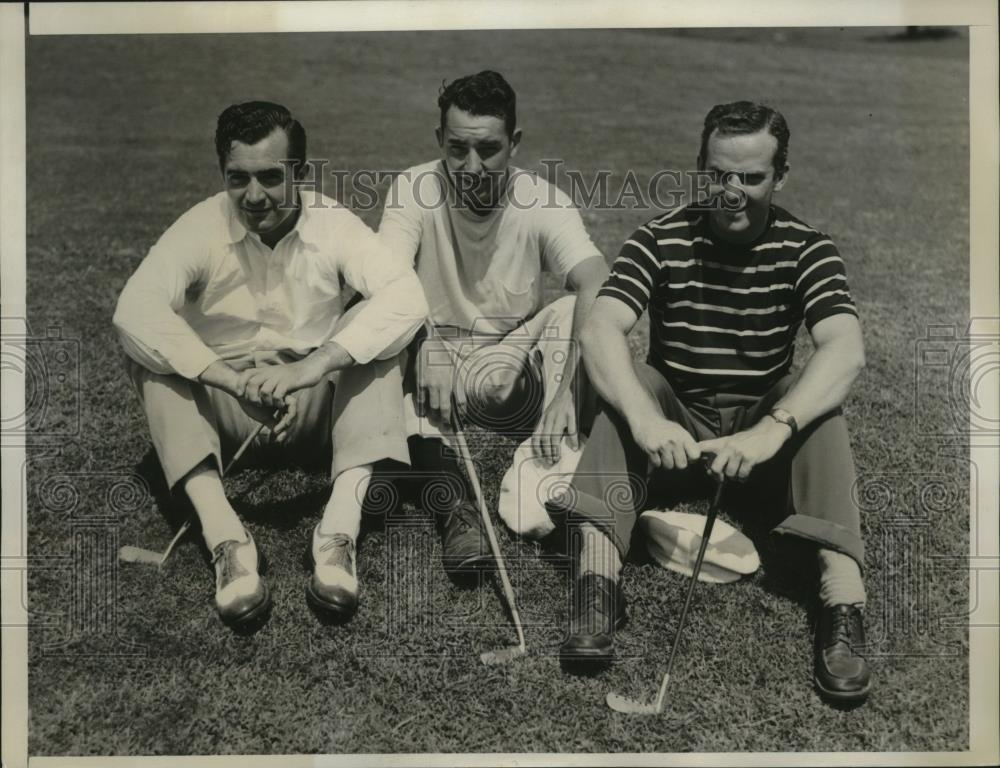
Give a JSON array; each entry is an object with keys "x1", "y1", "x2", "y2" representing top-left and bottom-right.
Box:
[
  {"x1": 228, "y1": 357, "x2": 327, "y2": 444},
  {"x1": 632, "y1": 414, "x2": 792, "y2": 482}
]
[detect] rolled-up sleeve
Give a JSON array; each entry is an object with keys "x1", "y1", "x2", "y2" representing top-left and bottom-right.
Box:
[
  {"x1": 327, "y1": 210, "x2": 428, "y2": 363},
  {"x1": 112, "y1": 209, "x2": 221, "y2": 379}
]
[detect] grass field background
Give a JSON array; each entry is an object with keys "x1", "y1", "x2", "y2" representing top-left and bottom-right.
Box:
[{"x1": 25, "y1": 27, "x2": 971, "y2": 755}]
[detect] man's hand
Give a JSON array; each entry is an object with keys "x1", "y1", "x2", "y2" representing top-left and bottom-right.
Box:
[
  {"x1": 239, "y1": 359, "x2": 325, "y2": 409},
  {"x1": 237, "y1": 395, "x2": 299, "y2": 444},
  {"x1": 416, "y1": 337, "x2": 465, "y2": 427},
  {"x1": 633, "y1": 416, "x2": 701, "y2": 470},
  {"x1": 697, "y1": 418, "x2": 791, "y2": 483},
  {"x1": 533, "y1": 387, "x2": 577, "y2": 465}
]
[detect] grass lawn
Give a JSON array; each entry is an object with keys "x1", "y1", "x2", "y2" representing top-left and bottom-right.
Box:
[{"x1": 25, "y1": 27, "x2": 970, "y2": 755}]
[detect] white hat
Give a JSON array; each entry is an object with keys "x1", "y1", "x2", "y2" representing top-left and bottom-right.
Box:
[
  {"x1": 639, "y1": 509, "x2": 760, "y2": 584},
  {"x1": 497, "y1": 436, "x2": 583, "y2": 539}
]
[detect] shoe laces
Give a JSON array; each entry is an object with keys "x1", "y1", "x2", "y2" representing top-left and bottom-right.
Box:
[
  {"x1": 446, "y1": 502, "x2": 480, "y2": 535},
  {"x1": 212, "y1": 540, "x2": 251, "y2": 584},
  {"x1": 317, "y1": 532, "x2": 355, "y2": 572},
  {"x1": 827, "y1": 606, "x2": 858, "y2": 649}
]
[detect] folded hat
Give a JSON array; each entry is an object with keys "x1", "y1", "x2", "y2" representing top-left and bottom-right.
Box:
[
  {"x1": 639, "y1": 509, "x2": 760, "y2": 584},
  {"x1": 497, "y1": 436, "x2": 583, "y2": 539}
]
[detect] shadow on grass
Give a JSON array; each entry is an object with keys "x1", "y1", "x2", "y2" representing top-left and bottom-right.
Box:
[{"x1": 870, "y1": 27, "x2": 961, "y2": 43}]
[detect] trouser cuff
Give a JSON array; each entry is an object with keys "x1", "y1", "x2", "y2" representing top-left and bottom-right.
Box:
[
  {"x1": 549, "y1": 487, "x2": 630, "y2": 561},
  {"x1": 772, "y1": 513, "x2": 865, "y2": 570}
]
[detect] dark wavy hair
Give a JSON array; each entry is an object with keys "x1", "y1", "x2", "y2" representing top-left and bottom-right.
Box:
[
  {"x1": 699, "y1": 101, "x2": 790, "y2": 171},
  {"x1": 214, "y1": 101, "x2": 306, "y2": 176},
  {"x1": 438, "y1": 70, "x2": 517, "y2": 138}
]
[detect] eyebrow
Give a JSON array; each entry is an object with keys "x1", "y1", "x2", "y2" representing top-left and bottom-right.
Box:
[
  {"x1": 446, "y1": 138, "x2": 502, "y2": 146},
  {"x1": 708, "y1": 166, "x2": 768, "y2": 176}
]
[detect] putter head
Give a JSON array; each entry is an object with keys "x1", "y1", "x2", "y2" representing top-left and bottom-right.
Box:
[
  {"x1": 479, "y1": 645, "x2": 527, "y2": 666},
  {"x1": 605, "y1": 692, "x2": 662, "y2": 715},
  {"x1": 118, "y1": 545, "x2": 163, "y2": 566}
]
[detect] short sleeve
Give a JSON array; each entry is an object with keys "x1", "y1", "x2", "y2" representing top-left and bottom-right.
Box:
[
  {"x1": 597, "y1": 224, "x2": 661, "y2": 319},
  {"x1": 793, "y1": 235, "x2": 858, "y2": 330},
  {"x1": 533, "y1": 181, "x2": 602, "y2": 282}
]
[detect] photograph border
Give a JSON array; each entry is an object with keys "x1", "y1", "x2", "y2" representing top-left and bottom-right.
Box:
[{"x1": 2, "y1": 2, "x2": 997, "y2": 766}]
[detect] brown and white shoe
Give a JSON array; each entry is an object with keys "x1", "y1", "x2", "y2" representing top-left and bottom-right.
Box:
[
  {"x1": 211, "y1": 533, "x2": 271, "y2": 629},
  {"x1": 306, "y1": 525, "x2": 359, "y2": 620}
]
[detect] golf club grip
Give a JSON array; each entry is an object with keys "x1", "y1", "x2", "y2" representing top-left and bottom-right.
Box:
[
  {"x1": 662, "y1": 479, "x2": 724, "y2": 679},
  {"x1": 450, "y1": 424, "x2": 525, "y2": 646}
]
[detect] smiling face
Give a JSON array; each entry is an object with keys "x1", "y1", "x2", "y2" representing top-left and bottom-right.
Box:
[
  {"x1": 222, "y1": 127, "x2": 299, "y2": 241},
  {"x1": 699, "y1": 128, "x2": 788, "y2": 245},
  {"x1": 436, "y1": 106, "x2": 521, "y2": 212}
]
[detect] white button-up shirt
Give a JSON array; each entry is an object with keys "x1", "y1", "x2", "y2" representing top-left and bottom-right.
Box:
[{"x1": 113, "y1": 189, "x2": 427, "y2": 379}]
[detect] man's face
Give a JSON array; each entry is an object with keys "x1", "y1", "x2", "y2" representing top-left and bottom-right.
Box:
[
  {"x1": 222, "y1": 127, "x2": 298, "y2": 236},
  {"x1": 700, "y1": 129, "x2": 787, "y2": 244},
  {"x1": 436, "y1": 106, "x2": 520, "y2": 210}
]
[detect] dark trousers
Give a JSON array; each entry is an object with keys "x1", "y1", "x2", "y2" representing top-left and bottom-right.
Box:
[{"x1": 556, "y1": 361, "x2": 865, "y2": 568}]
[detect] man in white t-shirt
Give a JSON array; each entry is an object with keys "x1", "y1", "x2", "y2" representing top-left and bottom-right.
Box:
[{"x1": 375, "y1": 70, "x2": 609, "y2": 575}]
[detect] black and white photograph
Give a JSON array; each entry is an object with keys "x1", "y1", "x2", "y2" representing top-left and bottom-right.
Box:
[{"x1": 1, "y1": 1, "x2": 997, "y2": 765}]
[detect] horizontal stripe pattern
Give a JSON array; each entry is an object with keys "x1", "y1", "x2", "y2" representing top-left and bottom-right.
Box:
[{"x1": 599, "y1": 204, "x2": 857, "y2": 397}]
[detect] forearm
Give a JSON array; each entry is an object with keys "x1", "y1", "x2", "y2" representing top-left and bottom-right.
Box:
[
  {"x1": 330, "y1": 272, "x2": 428, "y2": 364},
  {"x1": 304, "y1": 340, "x2": 357, "y2": 376},
  {"x1": 772, "y1": 340, "x2": 864, "y2": 430},
  {"x1": 197, "y1": 360, "x2": 242, "y2": 397},
  {"x1": 554, "y1": 282, "x2": 601, "y2": 397},
  {"x1": 580, "y1": 319, "x2": 663, "y2": 432}
]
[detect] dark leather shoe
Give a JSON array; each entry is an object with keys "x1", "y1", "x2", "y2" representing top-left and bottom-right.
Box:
[
  {"x1": 814, "y1": 604, "x2": 872, "y2": 703},
  {"x1": 560, "y1": 573, "x2": 627, "y2": 665},
  {"x1": 440, "y1": 501, "x2": 493, "y2": 575}
]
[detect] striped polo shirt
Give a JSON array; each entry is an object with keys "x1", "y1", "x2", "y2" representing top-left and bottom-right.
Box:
[{"x1": 599, "y1": 204, "x2": 857, "y2": 400}]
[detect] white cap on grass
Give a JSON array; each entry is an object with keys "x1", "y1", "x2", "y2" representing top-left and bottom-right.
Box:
[
  {"x1": 639, "y1": 509, "x2": 760, "y2": 584},
  {"x1": 497, "y1": 435, "x2": 583, "y2": 539}
]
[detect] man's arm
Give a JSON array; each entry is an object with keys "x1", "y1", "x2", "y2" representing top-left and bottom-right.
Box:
[
  {"x1": 532, "y1": 255, "x2": 608, "y2": 463},
  {"x1": 580, "y1": 296, "x2": 701, "y2": 469},
  {"x1": 112, "y1": 208, "x2": 224, "y2": 382},
  {"x1": 241, "y1": 207, "x2": 428, "y2": 408},
  {"x1": 698, "y1": 313, "x2": 865, "y2": 481}
]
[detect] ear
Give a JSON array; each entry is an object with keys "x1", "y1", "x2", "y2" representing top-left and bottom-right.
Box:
[
  {"x1": 773, "y1": 163, "x2": 789, "y2": 192},
  {"x1": 435, "y1": 125, "x2": 443, "y2": 148},
  {"x1": 509, "y1": 127, "x2": 523, "y2": 157}
]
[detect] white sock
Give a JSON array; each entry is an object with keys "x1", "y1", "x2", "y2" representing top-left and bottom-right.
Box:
[
  {"x1": 182, "y1": 461, "x2": 247, "y2": 552},
  {"x1": 577, "y1": 523, "x2": 621, "y2": 580},
  {"x1": 319, "y1": 464, "x2": 371, "y2": 540},
  {"x1": 818, "y1": 548, "x2": 866, "y2": 608}
]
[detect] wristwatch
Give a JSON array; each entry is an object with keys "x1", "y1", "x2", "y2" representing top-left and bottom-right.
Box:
[{"x1": 768, "y1": 408, "x2": 798, "y2": 436}]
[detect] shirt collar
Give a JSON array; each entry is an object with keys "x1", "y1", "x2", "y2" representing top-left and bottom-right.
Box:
[{"x1": 223, "y1": 188, "x2": 320, "y2": 246}]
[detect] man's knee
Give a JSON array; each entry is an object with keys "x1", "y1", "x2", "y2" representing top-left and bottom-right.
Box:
[{"x1": 468, "y1": 362, "x2": 522, "y2": 408}]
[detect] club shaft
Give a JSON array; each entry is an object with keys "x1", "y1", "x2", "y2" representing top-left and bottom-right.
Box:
[
  {"x1": 655, "y1": 479, "x2": 725, "y2": 708},
  {"x1": 451, "y1": 418, "x2": 526, "y2": 649}
]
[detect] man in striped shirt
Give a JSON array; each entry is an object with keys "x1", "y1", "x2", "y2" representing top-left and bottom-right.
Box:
[{"x1": 554, "y1": 102, "x2": 872, "y2": 704}]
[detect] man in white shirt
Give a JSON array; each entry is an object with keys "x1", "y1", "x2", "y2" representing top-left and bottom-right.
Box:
[
  {"x1": 113, "y1": 101, "x2": 427, "y2": 629},
  {"x1": 374, "y1": 71, "x2": 609, "y2": 576}
]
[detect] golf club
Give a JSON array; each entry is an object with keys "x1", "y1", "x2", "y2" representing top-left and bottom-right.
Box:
[
  {"x1": 448, "y1": 412, "x2": 527, "y2": 666},
  {"x1": 606, "y1": 474, "x2": 726, "y2": 715},
  {"x1": 119, "y1": 411, "x2": 273, "y2": 568}
]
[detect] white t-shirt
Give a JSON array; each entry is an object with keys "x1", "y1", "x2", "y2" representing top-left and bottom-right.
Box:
[{"x1": 378, "y1": 160, "x2": 601, "y2": 335}]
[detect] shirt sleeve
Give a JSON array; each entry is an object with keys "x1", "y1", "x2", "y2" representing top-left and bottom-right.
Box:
[
  {"x1": 535, "y1": 181, "x2": 603, "y2": 284},
  {"x1": 793, "y1": 234, "x2": 858, "y2": 330},
  {"x1": 376, "y1": 170, "x2": 425, "y2": 268},
  {"x1": 597, "y1": 224, "x2": 661, "y2": 319},
  {"x1": 112, "y1": 207, "x2": 222, "y2": 379},
  {"x1": 326, "y1": 207, "x2": 429, "y2": 364}
]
